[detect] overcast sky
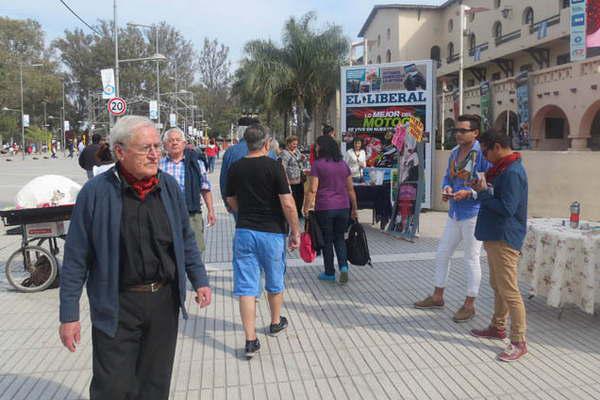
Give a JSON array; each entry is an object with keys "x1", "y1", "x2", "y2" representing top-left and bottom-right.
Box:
[{"x1": 2, "y1": 0, "x2": 445, "y2": 68}]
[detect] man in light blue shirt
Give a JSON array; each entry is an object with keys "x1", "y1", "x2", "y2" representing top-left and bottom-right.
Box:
[{"x1": 415, "y1": 114, "x2": 490, "y2": 322}]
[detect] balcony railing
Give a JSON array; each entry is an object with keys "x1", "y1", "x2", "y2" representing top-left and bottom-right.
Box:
[
  {"x1": 468, "y1": 42, "x2": 489, "y2": 57},
  {"x1": 495, "y1": 30, "x2": 522, "y2": 46},
  {"x1": 446, "y1": 54, "x2": 459, "y2": 64},
  {"x1": 529, "y1": 14, "x2": 561, "y2": 35}
]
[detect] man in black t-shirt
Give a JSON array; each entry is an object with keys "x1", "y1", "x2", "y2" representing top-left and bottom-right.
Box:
[{"x1": 226, "y1": 124, "x2": 300, "y2": 359}]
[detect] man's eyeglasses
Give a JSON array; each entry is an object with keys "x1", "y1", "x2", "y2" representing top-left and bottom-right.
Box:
[{"x1": 119, "y1": 142, "x2": 162, "y2": 155}]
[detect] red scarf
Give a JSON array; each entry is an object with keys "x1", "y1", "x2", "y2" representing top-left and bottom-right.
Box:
[
  {"x1": 485, "y1": 152, "x2": 521, "y2": 183},
  {"x1": 118, "y1": 164, "x2": 159, "y2": 200}
]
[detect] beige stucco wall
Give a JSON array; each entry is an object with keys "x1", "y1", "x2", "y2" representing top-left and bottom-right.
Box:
[{"x1": 432, "y1": 150, "x2": 600, "y2": 220}]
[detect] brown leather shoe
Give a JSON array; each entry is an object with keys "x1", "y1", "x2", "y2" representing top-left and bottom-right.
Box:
[
  {"x1": 497, "y1": 341, "x2": 528, "y2": 362},
  {"x1": 414, "y1": 296, "x2": 445, "y2": 309},
  {"x1": 452, "y1": 306, "x2": 475, "y2": 323}
]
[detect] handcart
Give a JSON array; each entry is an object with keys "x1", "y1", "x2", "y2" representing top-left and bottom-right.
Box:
[{"x1": 0, "y1": 205, "x2": 74, "y2": 292}]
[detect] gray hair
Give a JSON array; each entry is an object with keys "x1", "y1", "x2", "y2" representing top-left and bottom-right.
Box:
[
  {"x1": 270, "y1": 137, "x2": 280, "y2": 154},
  {"x1": 244, "y1": 124, "x2": 269, "y2": 151},
  {"x1": 109, "y1": 116, "x2": 156, "y2": 153},
  {"x1": 162, "y1": 127, "x2": 186, "y2": 143}
]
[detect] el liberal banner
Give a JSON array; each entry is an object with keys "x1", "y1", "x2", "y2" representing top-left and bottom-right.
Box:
[
  {"x1": 341, "y1": 60, "x2": 434, "y2": 238},
  {"x1": 588, "y1": 0, "x2": 600, "y2": 58}
]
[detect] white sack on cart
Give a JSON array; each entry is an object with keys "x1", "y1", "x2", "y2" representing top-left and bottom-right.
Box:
[{"x1": 15, "y1": 175, "x2": 82, "y2": 209}]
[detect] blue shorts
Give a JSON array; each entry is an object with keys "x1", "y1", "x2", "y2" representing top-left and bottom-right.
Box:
[{"x1": 233, "y1": 229, "x2": 287, "y2": 297}]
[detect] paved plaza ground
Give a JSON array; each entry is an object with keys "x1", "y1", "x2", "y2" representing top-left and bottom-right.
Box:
[{"x1": 1, "y1": 155, "x2": 600, "y2": 400}]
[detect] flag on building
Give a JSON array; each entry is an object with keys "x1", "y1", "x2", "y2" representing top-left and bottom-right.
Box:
[{"x1": 538, "y1": 20, "x2": 549, "y2": 40}]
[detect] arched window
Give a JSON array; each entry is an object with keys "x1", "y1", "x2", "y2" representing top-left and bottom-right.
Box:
[
  {"x1": 430, "y1": 46, "x2": 441, "y2": 62},
  {"x1": 493, "y1": 21, "x2": 503, "y2": 38},
  {"x1": 447, "y1": 42, "x2": 454, "y2": 57},
  {"x1": 523, "y1": 7, "x2": 534, "y2": 26},
  {"x1": 448, "y1": 19, "x2": 454, "y2": 32},
  {"x1": 494, "y1": 0, "x2": 501, "y2": 8},
  {"x1": 386, "y1": 28, "x2": 391, "y2": 40},
  {"x1": 469, "y1": 33, "x2": 476, "y2": 51},
  {"x1": 386, "y1": 49, "x2": 392, "y2": 63},
  {"x1": 377, "y1": 34, "x2": 381, "y2": 47},
  {"x1": 376, "y1": 55, "x2": 381, "y2": 63}
]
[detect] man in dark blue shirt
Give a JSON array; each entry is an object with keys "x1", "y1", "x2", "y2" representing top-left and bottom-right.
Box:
[{"x1": 471, "y1": 129, "x2": 529, "y2": 363}]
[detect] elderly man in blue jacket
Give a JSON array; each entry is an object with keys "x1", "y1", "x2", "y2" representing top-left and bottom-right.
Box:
[
  {"x1": 471, "y1": 128, "x2": 529, "y2": 363},
  {"x1": 59, "y1": 115, "x2": 212, "y2": 399}
]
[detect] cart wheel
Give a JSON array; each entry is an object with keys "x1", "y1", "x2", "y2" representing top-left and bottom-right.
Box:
[{"x1": 5, "y1": 245, "x2": 58, "y2": 293}]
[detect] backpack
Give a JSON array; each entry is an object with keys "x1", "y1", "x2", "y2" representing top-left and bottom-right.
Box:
[{"x1": 345, "y1": 221, "x2": 373, "y2": 267}]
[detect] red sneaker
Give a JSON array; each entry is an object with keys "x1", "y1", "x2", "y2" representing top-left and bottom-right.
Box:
[
  {"x1": 497, "y1": 341, "x2": 528, "y2": 362},
  {"x1": 470, "y1": 326, "x2": 507, "y2": 340}
]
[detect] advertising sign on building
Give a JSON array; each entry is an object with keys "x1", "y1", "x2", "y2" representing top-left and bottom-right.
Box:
[
  {"x1": 341, "y1": 60, "x2": 434, "y2": 240},
  {"x1": 516, "y1": 72, "x2": 531, "y2": 149},
  {"x1": 479, "y1": 81, "x2": 492, "y2": 131},
  {"x1": 571, "y1": 0, "x2": 588, "y2": 61}
]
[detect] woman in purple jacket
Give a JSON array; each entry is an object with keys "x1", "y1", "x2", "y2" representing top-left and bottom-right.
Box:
[{"x1": 303, "y1": 135, "x2": 358, "y2": 284}]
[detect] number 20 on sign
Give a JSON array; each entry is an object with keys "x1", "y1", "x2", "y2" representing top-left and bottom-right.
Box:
[{"x1": 107, "y1": 97, "x2": 127, "y2": 116}]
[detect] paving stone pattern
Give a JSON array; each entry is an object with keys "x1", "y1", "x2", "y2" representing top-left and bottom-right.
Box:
[{"x1": 1, "y1": 157, "x2": 599, "y2": 399}]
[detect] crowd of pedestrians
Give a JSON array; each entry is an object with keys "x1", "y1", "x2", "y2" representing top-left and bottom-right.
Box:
[{"x1": 58, "y1": 112, "x2": 530, "y2": 399}]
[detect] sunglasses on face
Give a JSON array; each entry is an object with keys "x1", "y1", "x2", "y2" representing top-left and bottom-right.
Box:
[{"x1": 451, "y1": 128, "x2": 475, "y2": 134}]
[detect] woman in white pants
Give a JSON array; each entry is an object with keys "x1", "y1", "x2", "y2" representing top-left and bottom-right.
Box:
[{"x1": 414, "y1": 115, "x2": 490, "y2": 322}]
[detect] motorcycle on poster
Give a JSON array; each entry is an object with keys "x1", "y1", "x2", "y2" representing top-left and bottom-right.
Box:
[{"x1": 341, "y1": 60, "x2": 435, "y2": 240}]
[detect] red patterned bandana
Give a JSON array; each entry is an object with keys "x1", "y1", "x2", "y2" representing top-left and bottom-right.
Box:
[
  {"x1": 118, "y1": 164, "x2": 159, "y2": 200},
  {"x1": 485, "y1": 152, "x2": 521, "y2": 183}
]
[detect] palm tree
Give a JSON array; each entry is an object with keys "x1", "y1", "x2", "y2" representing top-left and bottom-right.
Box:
[{"x1": 234, "y1": 12, "x2": 349, "y2": 144}]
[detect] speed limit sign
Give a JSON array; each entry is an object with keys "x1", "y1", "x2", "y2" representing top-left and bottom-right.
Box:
[{"x1": 107, "y1": 97, "x2": 127, "y2": 116}]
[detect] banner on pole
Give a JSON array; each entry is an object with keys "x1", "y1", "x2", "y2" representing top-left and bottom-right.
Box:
[
  {"x1": 64, "y1": 120, "x2": 70, "y2": 131},
  {"x1": 23, "y1": 114, "x2": 29, "y2": 128},
  {"x1": 516, "y1": 72, "x2": 531, "y2": 149},
  {"x1": 341, "y1": 60, "x2": 434, "y2": 240},
  {"x1": 149, "y1": 100, "x2": 158, "y2": 120},
  {"x1": 452, "y1": 88, "x2": 460, "y2": 121},
  {"x1": 570, "y1": 0, "x2": 587, "y2": 61},
  {"x1": 169, "y1": 113, "x2": 177, "y2": 127},
  {"x1": 479, "y1": 81, "x2": 492, "y2": 131},
  {"x1": 100, "y1": 69, "x2": 116, "y2": 99}
]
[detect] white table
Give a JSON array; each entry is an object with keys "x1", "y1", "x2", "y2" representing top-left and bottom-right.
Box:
[{"x1": 519, "y1": 218, "x2": 600, "y2": 314}]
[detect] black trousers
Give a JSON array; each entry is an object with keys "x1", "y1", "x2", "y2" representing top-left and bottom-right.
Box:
[
  {"x1": 290, "y1": 183, "x2": 304, "y2": 218},
  {"x1": 90, "y1": 284, "x2": 179, "y2": 400}
]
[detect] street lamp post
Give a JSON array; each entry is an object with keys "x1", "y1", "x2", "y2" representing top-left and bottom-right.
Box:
[
  {"x1": 128, "y1": 22, "x2": 161, "y2": 126},
  {"x1": 459, "y1": 4, "x2": 466, "y2": 116}
]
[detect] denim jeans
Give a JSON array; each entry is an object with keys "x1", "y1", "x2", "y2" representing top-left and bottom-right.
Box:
[
  {"x1": 315, "y1": 208, "x2": 349, "y2": 275},
  {"x1": 208, "y1": 156, "x2": 216, "y2": 173}
]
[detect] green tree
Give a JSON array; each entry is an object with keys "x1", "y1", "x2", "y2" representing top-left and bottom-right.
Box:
[
  {"x1": 193, "y1": 38, "x2": 234, "y2": 138},
  {"x1": 53, "y1": 20, "x2": 197, "y2": 126},
  {"x1": 234, "y1": 12, "x2": 349, "y2": 144},
  {"x1": 0, "y1": 17, "x2": 61, "y2": 131}
]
